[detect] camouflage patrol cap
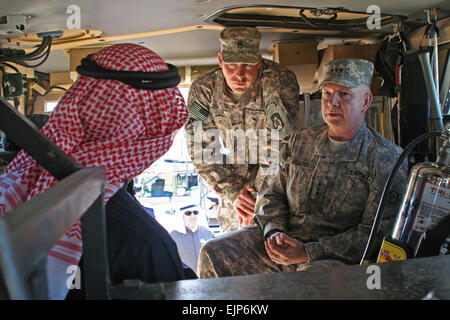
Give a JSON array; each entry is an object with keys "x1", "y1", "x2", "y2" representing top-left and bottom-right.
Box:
[
  {"x1": 220, "y1": 26, "x2": 261, "y2": 64},
  {"x1": 319, "y1": 58, "x2": 374, "y2": 88}
]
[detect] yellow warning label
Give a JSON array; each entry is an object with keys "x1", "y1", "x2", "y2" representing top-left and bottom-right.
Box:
[{"x1": 377, "y1": 240, "x2": 408, "y2": 263}]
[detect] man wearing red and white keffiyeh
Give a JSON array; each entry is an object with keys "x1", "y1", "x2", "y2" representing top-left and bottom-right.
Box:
[{"x1": 0, "y1": 43, "x2": 189, "y2": 299}]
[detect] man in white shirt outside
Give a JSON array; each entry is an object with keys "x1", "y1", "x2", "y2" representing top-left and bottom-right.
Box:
[{"x1": 170, "y1": 204, "x2": 214, "y2": 275}]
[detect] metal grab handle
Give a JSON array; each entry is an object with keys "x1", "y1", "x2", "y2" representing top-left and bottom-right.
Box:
[{"x1": 418, "y1": 48, "x2": 444, "y2": 132}]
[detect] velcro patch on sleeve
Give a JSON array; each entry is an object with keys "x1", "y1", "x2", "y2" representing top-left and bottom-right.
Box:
[{"x1": 189, "y1": 101, "x2": 210, "y2": 121}]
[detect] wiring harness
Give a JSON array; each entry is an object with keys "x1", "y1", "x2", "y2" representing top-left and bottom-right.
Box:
[{"x1": 0, "y1": 35, "x2": 53, "y2": 69}]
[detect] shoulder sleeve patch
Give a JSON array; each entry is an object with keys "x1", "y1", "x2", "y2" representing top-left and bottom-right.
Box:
[
  {"x1": 189, "y1": 101, "x2": 210, "y2": 122},
  {"x1": 265, "y1": 98, "x2": 292, "y2": 139}
]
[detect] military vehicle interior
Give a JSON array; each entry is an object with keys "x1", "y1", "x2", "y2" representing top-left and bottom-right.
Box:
[{"x1": 0, "y1": 0, "x2": 449, "y2": 301}]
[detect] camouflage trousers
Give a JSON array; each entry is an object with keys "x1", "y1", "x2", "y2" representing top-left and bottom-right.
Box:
[
  {"x1": 218, "y1": 189, "x2": 261, "y2": 233},
  {"x1": 217, "y1": 197, "x2": 240, "y2": 233},
  {"x1": 197, "y1": 225, "x2": 346, "y2": 278}
]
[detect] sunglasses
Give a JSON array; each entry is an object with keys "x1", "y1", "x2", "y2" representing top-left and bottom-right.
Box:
[{"x1": 184, "y1": 210, "x2": 199, "y2": 216}]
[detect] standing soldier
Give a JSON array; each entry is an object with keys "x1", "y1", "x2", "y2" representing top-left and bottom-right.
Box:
[{"x1": 184, "y1": 26, "x2": 300, "y2": 232}]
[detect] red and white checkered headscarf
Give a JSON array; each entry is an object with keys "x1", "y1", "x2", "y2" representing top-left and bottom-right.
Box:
[{"x1": 0, "y1": 43, "x2": 188, "y2": 298}]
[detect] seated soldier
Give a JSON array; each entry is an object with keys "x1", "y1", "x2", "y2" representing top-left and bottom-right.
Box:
[
  {"x1": 197, "y1": 58, "x2": 407, "y2": 277},
  {"x1": 0, "y1": 43, "x2": 190, "y2": 299}
]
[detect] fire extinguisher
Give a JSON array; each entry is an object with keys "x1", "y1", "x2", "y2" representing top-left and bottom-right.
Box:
[{"x1": 361, "y1": 130, "x2": 450, "y2": 264}]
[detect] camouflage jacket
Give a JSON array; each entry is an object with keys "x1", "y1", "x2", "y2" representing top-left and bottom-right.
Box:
[
  {"x1": 255, "y1": 122, "x2": 407, "y2": 264},
  {"x1": 184, "y1": 59, "x2": 300, "y2": 203}
]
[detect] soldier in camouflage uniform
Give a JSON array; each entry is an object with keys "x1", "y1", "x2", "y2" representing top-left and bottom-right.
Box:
[
  {"x1": 184, "y1": 26, "x2": 300, "y2": 232},
  {"x1": 197, "y1": 58, "x2": 407, "y2": 278}
]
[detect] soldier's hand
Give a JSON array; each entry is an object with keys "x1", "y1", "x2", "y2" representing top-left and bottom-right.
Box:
[
  {"x1": 264, "y1": 232, "x2": 307, "y2": 265},
  {"x1": 234, "y1": 185, "x2": 256, "y2": 226},
  {"x1": 238, "y1": 214, "x2": 254, "y2": 227}
]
